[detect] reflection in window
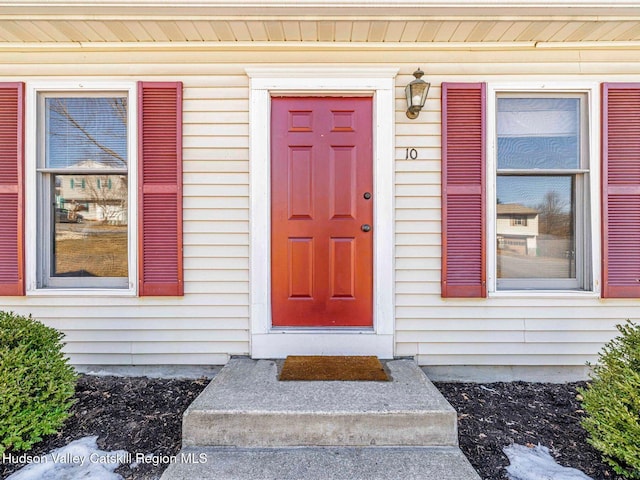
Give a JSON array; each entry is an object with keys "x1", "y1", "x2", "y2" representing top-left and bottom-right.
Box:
[
  {"x1": 45, "y1": 97, "x2": 128, "y2": 169},
  {"x1": 496, "y1": 95, "x2": 587, "y2": 291},
  {"x1": 497, "y1": 176, "x2": 575, "y2": 280},
  {"x1": 38, "y1": 94, "x2": 129, "y2": 289},
  {"x1": 53, "y1": 174, "x2": 128, "y2": 278},
  {"x1": 497, "y1": 97, "x2": 579, "y2": 170}
]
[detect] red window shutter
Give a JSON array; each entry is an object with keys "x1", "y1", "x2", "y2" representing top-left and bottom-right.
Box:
[
  {"x1": 138, "y1": 82, "x2": 183, "y2": 296},
  {"x1": 441, "y1": 83, "x2": 486, "y2": 298},
  {"x1": 0, "y1": 83, "x2": 24, "y2": 296},
  {"x1": 602, "y1": 83, "x2": 640, "y2": 298}
]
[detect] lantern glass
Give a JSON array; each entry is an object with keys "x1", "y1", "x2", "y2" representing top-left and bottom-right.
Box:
[{"x1": 405, "y1": 68, "x2": 430, "y2": 119}]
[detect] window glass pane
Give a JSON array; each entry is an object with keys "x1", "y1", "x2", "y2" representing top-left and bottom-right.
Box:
[
  {"x1": 497, "y1": 176, "x2": 575, "y2": 280},
  {"x1": 53, "y1": 174, "x2": 128, "y2": 278},
  {"x1": 497, "y1": 97, "x2": 580, "y2": 170},
  {"x1": 45, "y1": 97, "x2": 128, "y2": 169}
]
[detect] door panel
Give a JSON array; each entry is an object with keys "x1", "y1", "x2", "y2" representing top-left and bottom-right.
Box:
[{"x1": 271, "y1": 97, "x2": 373, "y2": 327}]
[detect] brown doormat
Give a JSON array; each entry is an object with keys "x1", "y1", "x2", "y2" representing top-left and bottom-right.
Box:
[{"x1": 279, "y1": 355, "x2": 389, "y2": 381}]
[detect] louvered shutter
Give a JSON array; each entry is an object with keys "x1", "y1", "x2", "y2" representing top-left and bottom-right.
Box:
[
  {"x1": 0, "y1": 83, "x2": 24, "y2": 296},
  {"x1": 602, "y1": 83, "x2": 640, "y2": 298},
  {"x1": 138, "y1": 82, "x2": 183, "y2": 296},
  {"x1": 441, "y1": 83, "x2": 486, "y2": 298}
]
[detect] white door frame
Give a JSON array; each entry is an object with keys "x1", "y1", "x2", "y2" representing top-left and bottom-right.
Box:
[{"x1": 247, "y1": 66, "x2": 397, "y2": 359}]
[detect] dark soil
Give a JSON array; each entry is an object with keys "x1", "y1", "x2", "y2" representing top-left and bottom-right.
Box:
[
  {"x1": 435, "y1": 381, "x2": 625, "y2": 480},
  {"x1": 0, "y1": 376, "x2": 624, "y2": 480},
  {"x1": 0, "y1": 375, "x2": 209, "y2": 480}
]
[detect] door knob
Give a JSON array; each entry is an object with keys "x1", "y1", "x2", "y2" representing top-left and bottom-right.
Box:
[
  {"x1": 363, "y1": 192, "x2": 372, "y2": 200},
  {"x1": 361, "y1": 224, "x2": 371, "y2": 232}
]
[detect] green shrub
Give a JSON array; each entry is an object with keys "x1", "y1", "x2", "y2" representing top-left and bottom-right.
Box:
[
  {"x1": 0, "y1": 311, "x2": 77, "y2": 455},
  {"x1": 578, "y1": 320, "x2": 640, "y2": 478}
]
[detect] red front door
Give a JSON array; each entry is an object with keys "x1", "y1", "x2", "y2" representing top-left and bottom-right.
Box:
[{"x1": 271, "y1": 97, "x2": 373, "y2": 327}]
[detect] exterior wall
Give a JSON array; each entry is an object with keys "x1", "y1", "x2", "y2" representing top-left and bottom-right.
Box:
[
  {"x1": 497, "y1": 214, "x2": 538, "y2": 255},
  {"x1": 496, "y1": 215, "x2": 538, "y2": 240},
  {"x1": 2, "y1": 46, "x2": 640, "y2": 367}
]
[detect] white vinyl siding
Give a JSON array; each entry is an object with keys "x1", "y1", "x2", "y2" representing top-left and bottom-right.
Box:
[{"x1": 1, "y1": 46, "x2": 639, "y2": 366}]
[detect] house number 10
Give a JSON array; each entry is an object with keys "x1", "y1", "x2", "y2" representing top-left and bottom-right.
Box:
[{"x1": 405, "y1": 148, "x2": 418, "y2": 160}]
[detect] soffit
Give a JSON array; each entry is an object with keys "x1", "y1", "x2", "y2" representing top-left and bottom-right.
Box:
[
  {"x1": 0, "y1": 1, "x2": 639, "y2": 45},
  {"x1": 1, "y1": 19, "x2": 640, "y2": 44}
]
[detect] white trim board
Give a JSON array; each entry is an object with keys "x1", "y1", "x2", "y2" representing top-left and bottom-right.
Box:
[{"x1": 247, "y1": 66, "x2": 397, "y2": 359}]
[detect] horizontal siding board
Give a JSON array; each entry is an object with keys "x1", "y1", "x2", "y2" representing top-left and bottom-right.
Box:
[
  {"x1": 184, "y1": 185, "x2": 249, "y2": 196},
  {"x1": 183, "y1": 221, "x2": 249, "y2": 234},
  {"x1": 396, "y1": 257, "x2": 440, "y2": 269},
  {"x1": 397, "y1": 330, "x2": 525, "y2": 343},
  {"x1": 130, "y1": 354, "x2": 232, "y2": 364},
  {"x1": 185, "y1": 124, "x2": 248, "y2": 136},
  {"x1": 11, "y1": 305, "x2": 249, "y2": 317},
  {"x1": 67, "y1": 353, "x2": 233, "y2": 365},
  {"x1": 184, "y1": 111, "x2": 248, "y2": 124},
  {"x1": 416, "y1": 354, "x2": 597, "y2": 366},
  {"x1": 396, "y1": 284, "x2": 444, "y2": 295},
  {"x1": 187, "y1": 270, "x2": 248, "y2": 282},
  {"x1": 524, "y1": 318, "x2": 624, "y2": 330},
  {"x1": 183, "y1": 233, "x2": 248, "y2": 246},
  {"x1": 184, "y1": 211, "x2": 249, "y2": 223},
  {"x1": 66, "y1": 354, "x2": 135, "y2": 365},
  {"x1": 183, "y1": 197, "x2": 249, "y2": 209},
  {"x1": 183, "y1": 136, "x2": 248, "y2": 148},
  {"x1": 397, "y1": 318, "x2": 526, "y2": 330},
  {"x1": 64, "y1": 342, "x2": 133, "y2": 354},
  {"x1": 131, "y1": 341, "x2": 248, "y2": 354},
  {"x1": 184, "y1": 245, "x2": 249, "y2": 256},
  {"x1": 524, "y1": 330, "x2": 619, "y2": 343},
  {"x1": 396, "y1": 342, "x2": 419, "y2": 357},
  {"x1": 184, "y1": 281, "x2": 249, "y2": 294},
  {"x1": 183, "y1": 161, "x2": 249, "y2": 173},
  {"x1": 185, "y1": 258, "x2": 248, "y2": 270},
  {"x1": 46, "y1": 317, "x2": 248, "y2": 330},
  {"x1": 418, "y1": 343, "x2": 602, "y2": 355},
  {"x1": 396, "y1": 221, "x2": 441, "y2": 234}
]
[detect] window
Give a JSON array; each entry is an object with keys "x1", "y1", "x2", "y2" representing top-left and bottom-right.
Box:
[
  {"x1": 510, "y1": 216, "x2": 528, "y2": 226},
  {"x1": 495, "y1": 94, "x2": 590, "y2": 291},
  {"x1": 36, "y1": 93, "x2": 131, "y2": 289}
]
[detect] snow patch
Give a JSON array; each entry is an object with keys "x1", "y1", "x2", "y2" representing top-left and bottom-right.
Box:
[
  {"x1": 6, "y1": 436, "x2": 128, "y2": 480},
  {"x1": 504, "y1": 443, "x2": 593, "y2": 480}
]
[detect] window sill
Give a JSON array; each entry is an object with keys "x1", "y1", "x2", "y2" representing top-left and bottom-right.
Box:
[
  {"x1": 26, "y1": 288, "x2": 137, "y2": 297},
  {"x1": 489, "y1": 290, "x2": 600, "y2": 299}
]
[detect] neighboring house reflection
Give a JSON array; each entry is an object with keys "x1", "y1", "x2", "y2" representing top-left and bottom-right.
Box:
[
  {"x1": 54, "y1": 160, "x2": 128, "y2": 225},
  {"x1": 496, "y1": 203, "x2": 539, "y2": 256}
]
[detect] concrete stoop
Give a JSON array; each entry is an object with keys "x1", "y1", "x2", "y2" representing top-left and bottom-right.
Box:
[
  {"x1": 161, "y1": 446, "x2": 480, "y2": 480},
  {"x1": 161, "y1": 358, "x2": 481, "y2": 480}
]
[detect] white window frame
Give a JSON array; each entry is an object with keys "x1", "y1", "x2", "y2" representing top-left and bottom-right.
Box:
[
  {"x1": 246, "y1": 67, "x2": 397, "y2": 359},
  {"x1": 486, "y1": 82, "x2": 601, "y2": 297},
  {"x1": 25, "y1": 81, "x2": 138, "y2": 296}
]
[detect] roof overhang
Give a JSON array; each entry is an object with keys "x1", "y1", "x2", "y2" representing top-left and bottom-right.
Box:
[
  {"x1": 2, "y1": 0, "x2": 640, "y2": 17},
  {"x1": 0, "y1": 1, "x2": 639, "y2": 48}
]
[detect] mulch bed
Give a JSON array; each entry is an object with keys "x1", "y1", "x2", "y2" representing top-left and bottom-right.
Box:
[
  {"x1": 0, "y1": 376, "x2": 625, "y2": 479},
  {"x1": 435, "y1": 381, "x2": 625, "y2": 480},
  {"x1": 0, "y1": 375, "x2": 209, "y2": 480}
]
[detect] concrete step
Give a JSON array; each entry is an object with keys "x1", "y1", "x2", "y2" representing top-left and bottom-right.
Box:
[
  {"x1": 182, "y1": 358, "x2": 458, "y2": 448},
  {"x1": 160, "y1": 446, "x2": 481, "y2": 480}
]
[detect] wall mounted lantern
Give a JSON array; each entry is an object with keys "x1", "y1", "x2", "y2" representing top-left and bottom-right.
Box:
[{"x1": 405, "y1": 68, "x2": 430, "y2": 119}]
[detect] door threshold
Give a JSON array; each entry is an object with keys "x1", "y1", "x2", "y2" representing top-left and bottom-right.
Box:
[
  {"x1": 252, "y1": 331, "x2": 394, "y2": 359},
  {"x1": 269, "y1": 327, "x2": 375, "y2": 334}
]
